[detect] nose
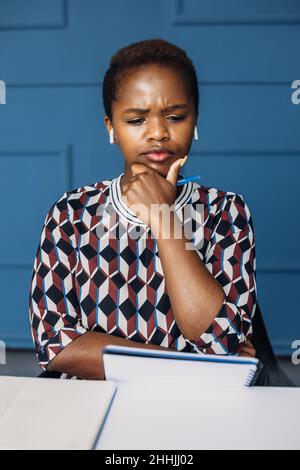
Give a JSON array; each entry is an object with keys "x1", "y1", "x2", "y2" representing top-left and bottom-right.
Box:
[{"x1": 146, "y1": 116, "x2": 170, "y2": 141}]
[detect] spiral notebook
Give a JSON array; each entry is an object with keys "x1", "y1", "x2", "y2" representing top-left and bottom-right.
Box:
[{"x1": 103, "y1": 345, "x2": 262, "y2": 387}]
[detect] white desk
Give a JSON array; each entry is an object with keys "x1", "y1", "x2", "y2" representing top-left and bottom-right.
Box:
[
  {"x1": 0, "y1": 376, "x2": 116, "y2": 450},
  {"x1": 96, "y1": 382, "x2": 300, "y2": 450},
  {"x1": 1, "y1": 376, "x2": 299, "y2": 450}
]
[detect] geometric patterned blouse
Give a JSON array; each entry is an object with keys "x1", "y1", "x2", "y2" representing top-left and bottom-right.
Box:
[{"x1": 29, "y1": 171, "x2": 257, "y2": 379}]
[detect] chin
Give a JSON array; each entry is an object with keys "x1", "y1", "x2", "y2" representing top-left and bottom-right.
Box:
[
  {"x1": 146, "y1": 162, "x2": 170, "y2": 175},
  {"x1": 157, "y1": 168, "x2": 169, "y2": 177}
]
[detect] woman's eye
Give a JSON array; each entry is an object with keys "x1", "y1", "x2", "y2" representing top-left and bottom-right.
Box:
[
  {"x1": 127, "y1": 115, "x2": 185, "y2": 125},
  {"x1": 167, "y1": 115, "x2": 185, "y2": 121},
  {"x1": 127, "y1": 118, "x2": 145, "y2": 125}
]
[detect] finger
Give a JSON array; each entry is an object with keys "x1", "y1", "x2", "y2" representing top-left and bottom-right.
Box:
[
  {"x1": 166, "y1": 156, "x2": 186, "y2": 186},
  {"x1": 241, "y1": 348, "x2": 256, "y2": 356},
  {"x1": 246, "y1": 343, "x2": 256, "y2": 353},
  {"x1": 240, "y1": 347, "x2": 256, "y2": 358},
  {"x1": 244, "y1": 341, "x2": 256, "y2": 350},
  {"x1": 240, "y1": 341, "x2": 256, "y2": 351},
  {"x1": 131, "y1": 162, "x2": 153, "y2": 177},
  {"x1": 245, "y1": 351, "x2": 256, "y2": 357},
  {"x1": 241, "y1": 343, "x2": 256, "y2": 352}
]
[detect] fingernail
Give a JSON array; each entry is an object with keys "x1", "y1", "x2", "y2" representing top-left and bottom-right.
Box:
[{"x1": 180, "y1": 155, "x2": 188, "y2": 168}]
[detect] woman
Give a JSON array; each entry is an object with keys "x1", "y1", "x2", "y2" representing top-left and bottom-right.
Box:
[{"x1": 29, "y1": 39, "x2": 257, "y2": 380}]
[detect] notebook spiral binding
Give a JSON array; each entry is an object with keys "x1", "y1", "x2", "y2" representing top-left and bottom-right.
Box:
[
  {"x1": 244, "y1": 360, "x2": 263, "y2": 386},
  {"x1": 244, "y1": 370, "x2": 256, "y2": 386}
]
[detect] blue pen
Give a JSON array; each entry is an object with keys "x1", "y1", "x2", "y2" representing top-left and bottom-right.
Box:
[{"x1": 176, "y1": 175, "x2": 201, "y2": 186}]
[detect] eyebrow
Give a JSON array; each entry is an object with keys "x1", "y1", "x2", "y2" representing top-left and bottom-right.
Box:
[{"x1": 122, "y1": 104, "x2": 188, "y2": 114}]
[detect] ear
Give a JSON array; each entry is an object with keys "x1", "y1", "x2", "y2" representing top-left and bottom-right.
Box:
[{"x1": 104, "y1": 116, "x2": 112, "y2": 135}]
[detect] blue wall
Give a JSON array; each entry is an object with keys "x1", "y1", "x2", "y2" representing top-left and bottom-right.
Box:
[{"x1": 0, "y1": 0, "x2": 299, "y2": 354}]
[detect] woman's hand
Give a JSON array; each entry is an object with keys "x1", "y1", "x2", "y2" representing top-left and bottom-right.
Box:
[
  {"x1": 239, "y1": 339, "x2": 256, "y2": 358},
  {"x1": 121, "y1": 159, "x2": 184, "y2": 230}
]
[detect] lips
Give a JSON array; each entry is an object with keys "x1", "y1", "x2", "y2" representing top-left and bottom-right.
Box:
[
  {"x1": 143, "y1": 152, "x2": 175, "y2": 162},
  {"x1": 141, "y1": 148, "x2": 176, "y2": 163}
]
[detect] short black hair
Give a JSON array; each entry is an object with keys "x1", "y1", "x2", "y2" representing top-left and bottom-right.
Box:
[{"x1": 102, "y1": 38, "x2": 199, "y2": 122}]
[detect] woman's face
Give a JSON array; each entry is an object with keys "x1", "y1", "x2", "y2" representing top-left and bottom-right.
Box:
[{"x1": 104, "y1": 64, "x2": 196, "y2": 179}]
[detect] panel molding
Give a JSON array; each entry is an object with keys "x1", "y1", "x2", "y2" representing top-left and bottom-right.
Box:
[
  {"x1": 1, "y1": 337, "x2": 298, "y2": 356},
  {"x1": 272, "y1": 341, "x2": 299, "y2": 357},
  {"x1": 0, "y1": 0, "x2": 68, "y2": 31},
  {"x1": 0, "y1": 145, "x2": 72, "y2": 184},
  {"x1": 172, "y1": 0, "x2": 300, "y2": 26},
  {"x1": 0, "y1": 145, "x2": 73, "y2": 266},
  {"x1": 5, "y1": 81, "x2": 296, "y2": 87},
  {"x1": 257, "y1": 268, "x2": 300, "y2": 274},
  {"x1": 0, "y1": 263, "x2": 33, "y2": 269},
  {"x1": 0, "y1": 336, "x2": 34, "y2": 350},
  {"x1": 189, "y1": 150, "x2": 300, "y2": 157}
]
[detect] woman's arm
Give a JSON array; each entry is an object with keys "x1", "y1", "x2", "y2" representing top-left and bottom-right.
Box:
[
  {"x1": 122, "y1": 164, "x2": 257, "y2": 356},
  {"x1": 47, "y1": 331, "x2": 169, "y2": 380},
  {"x1": 154, "y1": 212, "x2": 225, "y2": 340},
  {"x1": 48, "y1": 330, "x2": 256, "y2": 380},
  {"x1": 153, "y1": 194, "x2": 257, "y2": 355}
]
